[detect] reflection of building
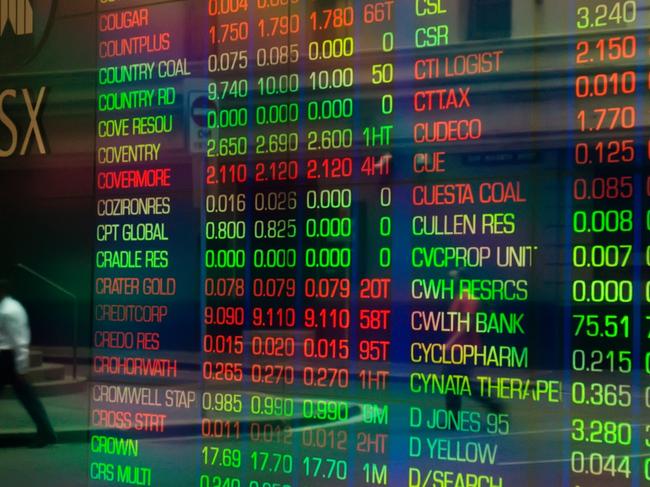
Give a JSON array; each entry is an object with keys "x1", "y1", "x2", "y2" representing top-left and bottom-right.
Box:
[{"x1": 0, "y1": 0, "x2": 34, "y2": 36}]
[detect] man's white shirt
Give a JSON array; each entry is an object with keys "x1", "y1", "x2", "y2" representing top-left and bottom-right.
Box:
[{"x1": 0, "y1": 296, "x2": 30, "y2": 373}]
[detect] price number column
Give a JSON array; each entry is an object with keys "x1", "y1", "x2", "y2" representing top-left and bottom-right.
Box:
[
  {"x1": 570, "y1": 2, "x2": 641, "y2": 485},
  {"x1": 248, "y1": 0, "x2": 301, "y2": 485},
  {"x1": 201, "y1": 0, "x2": 251, "y2": 485},
  {"x1": 300, "y1": 1, "x2": 357, "y2": 485}
]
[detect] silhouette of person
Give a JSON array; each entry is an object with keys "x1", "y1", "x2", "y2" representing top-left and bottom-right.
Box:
[
  {"x1": 0, "y1": 278, "x2": 56, "y2": 446},
  {"x1": 444, "y1": 269, "x2": 503, "y2": 419}
]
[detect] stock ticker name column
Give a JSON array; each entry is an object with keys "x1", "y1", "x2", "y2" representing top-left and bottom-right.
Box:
[
  {"x1": 404, "y1": 2, "x2": 559, "y2": 486},
  {"x1": 91, "y1": 1, "x2": 199, "y2": 485}
]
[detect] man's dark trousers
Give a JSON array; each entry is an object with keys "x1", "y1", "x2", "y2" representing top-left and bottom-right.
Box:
[{"x1": 0, "y1": 349, "x2": 55, "y2": 439}]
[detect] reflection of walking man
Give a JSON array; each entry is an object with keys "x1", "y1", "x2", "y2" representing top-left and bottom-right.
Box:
[
  {"x1": 444, "y1": 270, "x2": 503, "y2": 417},
  {"x1": 0, "y1": 279, "x2": 56, "y2": 446}
]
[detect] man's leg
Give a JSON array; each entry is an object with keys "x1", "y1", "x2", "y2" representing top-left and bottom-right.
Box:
[
  {"x1": 468, "y1": 375, "x2": 503, "y2": 414},
  {"x1": 0, "y1": 350, "x2": 12, "y2": 395},
  {"x1": 444, "y1": 366, "x2": 462, "y2": 416},
  {"x1": 5, "y1": 351, "x2": 56, "y2": 443},
  {"x1": 12, "y1": 375, "x2": 56, "y2": 439},
  {"x1": 445, "y1": 391, "x2": 462, "y2": 414}
]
